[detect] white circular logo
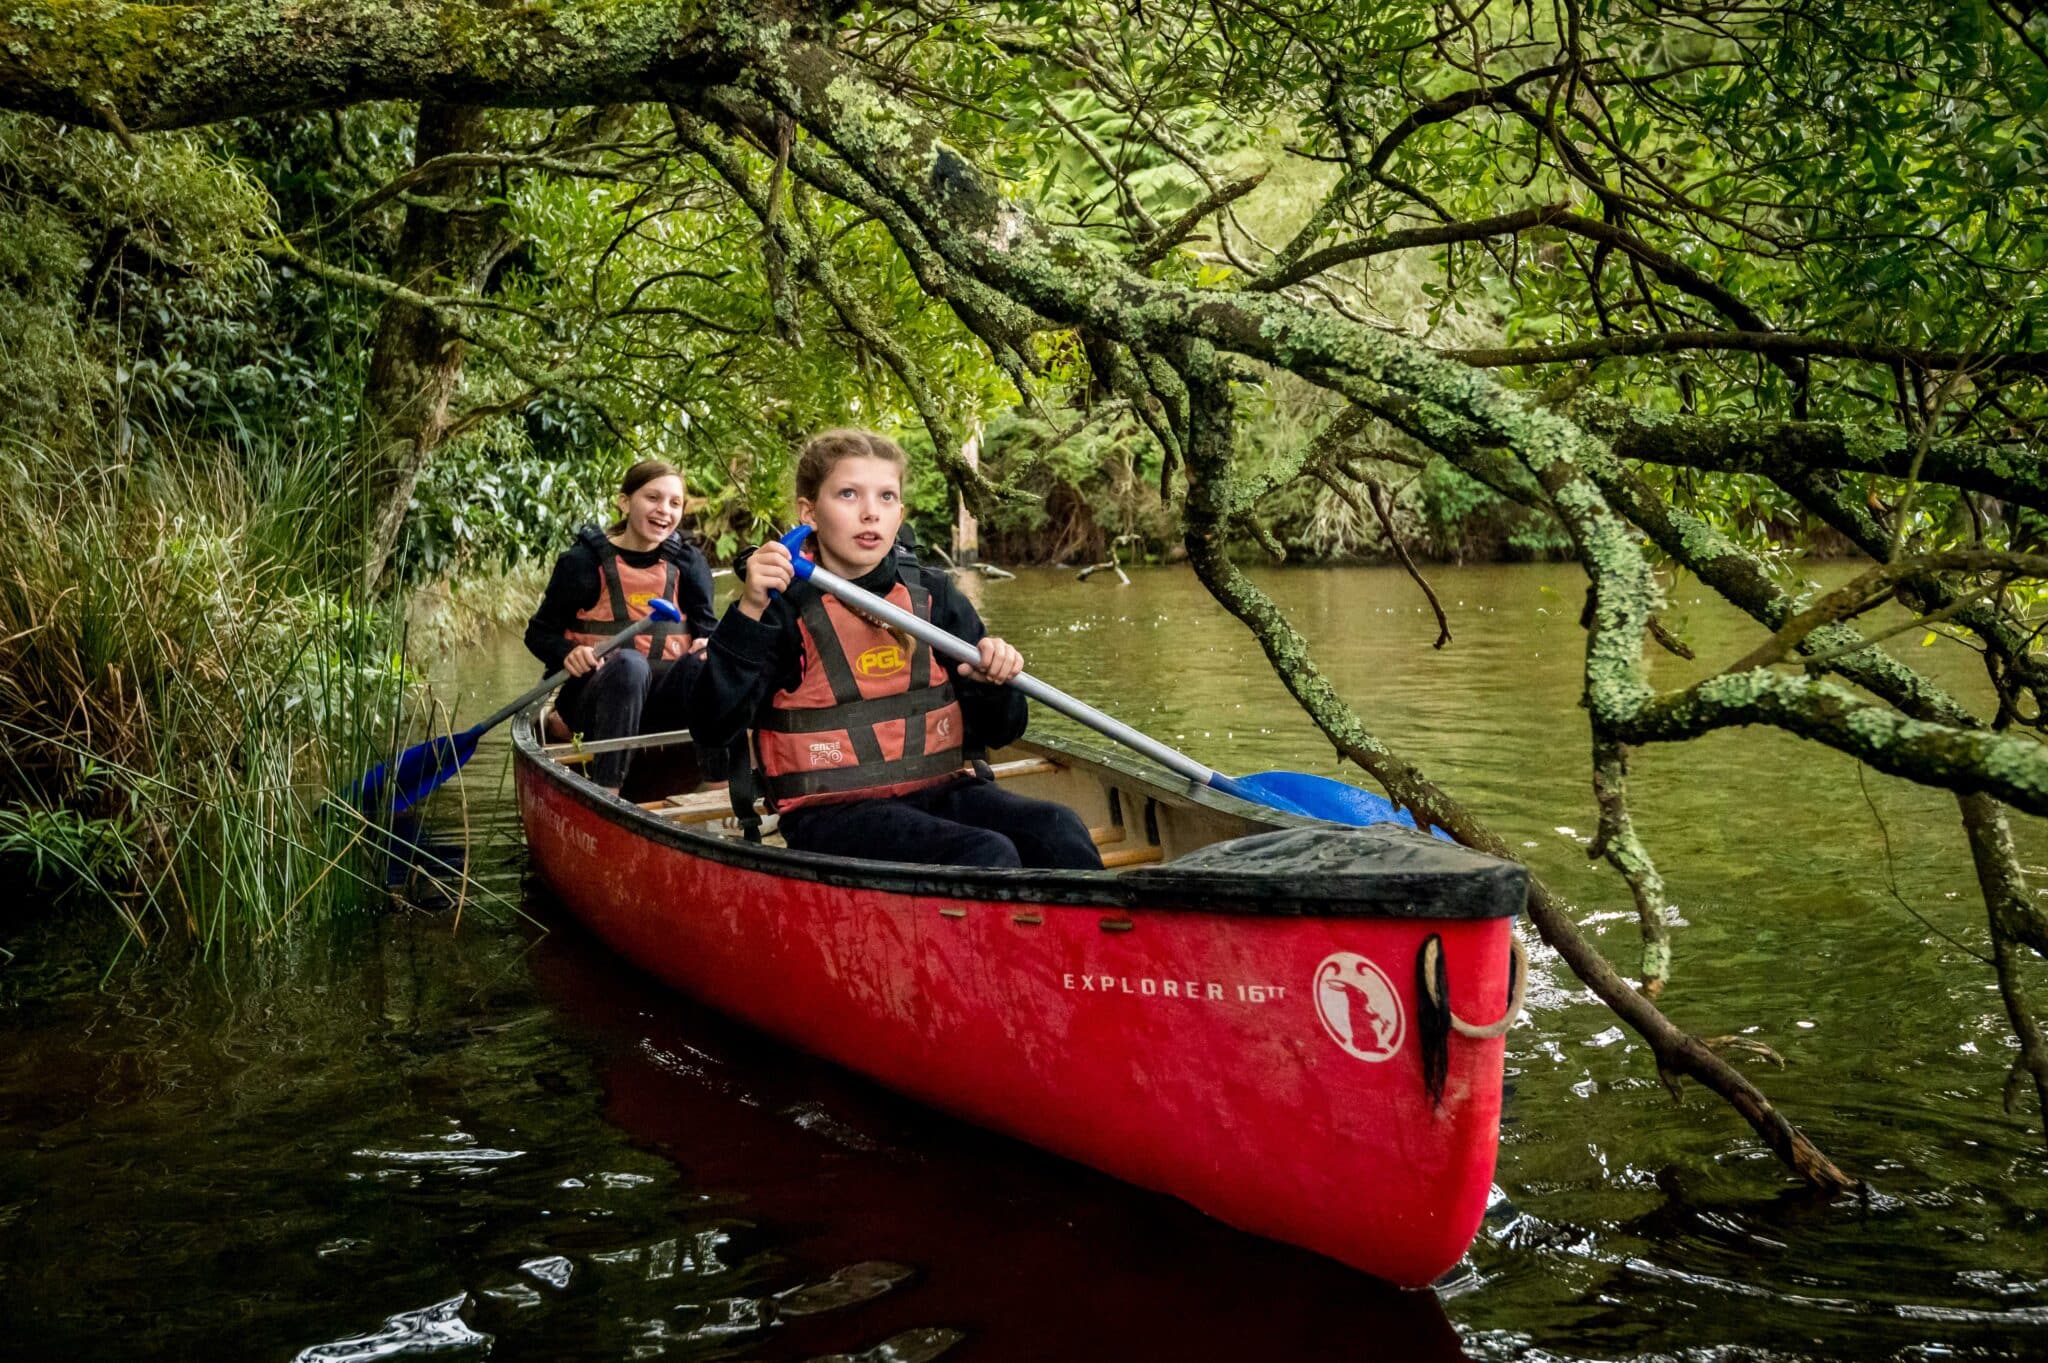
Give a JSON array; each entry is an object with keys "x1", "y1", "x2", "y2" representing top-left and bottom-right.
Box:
[{"x1": 1314, "y1": 952, "x2": 1405, "y2": 1061}]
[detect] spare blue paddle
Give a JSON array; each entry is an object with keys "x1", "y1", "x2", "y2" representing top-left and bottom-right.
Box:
[
  {"x1": 354, "y1": 597, "x2": 683, "y2": 815},
  {"x1": 775, "y1": 526, "x2": 1435, "y2": 833}
]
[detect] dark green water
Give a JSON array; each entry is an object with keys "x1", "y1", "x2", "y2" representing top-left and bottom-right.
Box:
[{"x1": 3, "y1": 564, "x2": 2044, "y2": 1360}]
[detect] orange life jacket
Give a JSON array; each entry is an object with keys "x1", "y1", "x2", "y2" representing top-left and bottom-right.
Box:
[
  {"x1": 563, "y1": 525, "x2": 692, "y2": 662},
  {"x1": 755, "y1": 574, "x2": 968, "y2": 811}
]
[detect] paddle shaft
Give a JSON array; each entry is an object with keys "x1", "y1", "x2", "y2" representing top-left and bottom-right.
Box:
[
  {"x1": 796, "y1": 559, "x2": 1223, "y2": 789},
  {"x1": 475, "y1": 611, "x2": 667, "y2": 733}
]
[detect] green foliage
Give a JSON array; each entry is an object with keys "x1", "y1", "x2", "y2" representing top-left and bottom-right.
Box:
[
  {"x1": 0, "y1": 439, "x2": 413, "y2": 949},
  {"x1": 0, "y1": 115, "x2": 274, "y2": 451},
  {"x1": 397, "y1": 416, "x2": 602, "y2": 581},
  {"x1": 968, "y1": 409, "x2": 1176, "y2": 563},
  {"x1": 0, "y1": 779, "x2": 145, "y2": 908},
  {"x1": 407, "y1": 105, "x2": 1020, "y2": 561}
]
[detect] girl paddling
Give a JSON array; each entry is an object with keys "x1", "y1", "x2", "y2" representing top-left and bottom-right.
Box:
[
  {"x1": 691, "y1": 429, "x2": 1102, "y2": 870},
  {"x1": 525, "y1": 459, "x2": 717, "y2": 793}
]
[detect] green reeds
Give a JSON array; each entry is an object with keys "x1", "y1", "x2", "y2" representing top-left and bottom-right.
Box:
[{"x1": 0, "y1": 439, "x2": 419, "y2": 951}]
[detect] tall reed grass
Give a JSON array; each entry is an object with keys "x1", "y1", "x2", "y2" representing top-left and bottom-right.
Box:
[{"x1": 0, "y1": 440, "x2": 416, "y2": 950}]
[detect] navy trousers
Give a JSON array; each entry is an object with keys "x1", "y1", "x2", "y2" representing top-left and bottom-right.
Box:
[
  {"x1": 779, "y1": 776, "x2": 1104, "y2": 870},
  {"x1": 557, "y1": 650, "x2": 702, "y2": 787}
]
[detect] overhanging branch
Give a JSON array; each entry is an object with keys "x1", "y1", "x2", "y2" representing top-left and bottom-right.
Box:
[{"x1": 0, "y1": 0, "x2": 742, "y2": 130}]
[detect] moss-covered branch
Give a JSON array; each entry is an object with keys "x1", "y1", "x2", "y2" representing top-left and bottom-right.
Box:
[
  {"x1": 1780, "y1": 468, "x2": 2048, "y2": 715},
  {"x1": 669, "y1": 106, "x2": 1002, "y2": 508},
  {"x1": 1579, "y1": 400, "x2": 2048, "y2": 512},
  {"x1": 1444, "y1": 329, "x2": 2048, "y2": 377},
  {"x1": 1167, "y1": 345, "x2": 1853, "y2": 1191},
  {"x1": 0, "y1": 0, "x2": 756, "y2": 130}
]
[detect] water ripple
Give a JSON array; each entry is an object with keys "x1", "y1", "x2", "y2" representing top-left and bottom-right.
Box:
[
  {"x1": 290, "y1": 1293, "x2": 490, "y2": 1362},
  {"x1": 804, "y1": 1326, "x2": 965, "y2": 1363}
]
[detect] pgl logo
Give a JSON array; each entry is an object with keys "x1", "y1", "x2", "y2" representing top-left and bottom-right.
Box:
[
  {"x1": 807, "y1": 740, "x2": 846, "y2": 767},
  {"x1": 1313, "y1": 952, "x2": 1404, "y2": 1062},
  {"x1": 856, "y1": 644, "x2": 907, "y2": 677}
]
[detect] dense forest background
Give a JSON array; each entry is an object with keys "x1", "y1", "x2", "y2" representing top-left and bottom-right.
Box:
[{"x1": 4, "y1": 0, "x2": 2048, "y2": 1185}]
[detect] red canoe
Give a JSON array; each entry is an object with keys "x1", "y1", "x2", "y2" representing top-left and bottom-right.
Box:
[{"x1": 513, "y1": 720, "x2": 1526, "y2": 1288}]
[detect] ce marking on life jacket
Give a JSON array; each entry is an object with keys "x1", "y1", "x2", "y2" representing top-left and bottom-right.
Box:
[{"x1": 807, "y1": 739, "x2": 847, "y2": 767}]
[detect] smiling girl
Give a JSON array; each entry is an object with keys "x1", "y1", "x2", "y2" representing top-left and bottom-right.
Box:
[
  {"x1": 691, "y1": 429, "x2": 1101, "y2": 869},
  {"x1": 524, "y1": 459, "x2": 717, "y2": 792}
]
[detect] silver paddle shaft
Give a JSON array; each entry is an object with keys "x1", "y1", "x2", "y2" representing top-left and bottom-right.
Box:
[{"x1": 801, "y1": 562, "x2": 1219, "y2": 787}]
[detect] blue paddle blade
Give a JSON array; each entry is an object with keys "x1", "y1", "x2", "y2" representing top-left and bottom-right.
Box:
[
  {"x1": 1221, "y1": 769, "x2": 1456, "y2": 842},
  {"x1": 353, "y1": 726, "x2": 484, "y2": 816}
]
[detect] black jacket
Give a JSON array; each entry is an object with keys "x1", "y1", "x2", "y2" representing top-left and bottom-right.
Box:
[{"x1": 523, "y1": 527, "x2": 718, "y2": 672}]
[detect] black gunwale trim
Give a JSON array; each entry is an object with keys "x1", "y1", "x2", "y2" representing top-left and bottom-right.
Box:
[{"x1": 511, "y1": 710, "x2": 1525, "y2": 920}]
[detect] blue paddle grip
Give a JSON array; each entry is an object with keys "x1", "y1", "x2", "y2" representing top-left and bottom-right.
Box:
[
  {"x1": 648, "y1": 597, "x2": 683, "y2": 621},
  {"x1": 763, "y1": 524, "x2": 814, "y2": 601},
  {"x1": 779, "y1": 525, "x2": 815, "y2": 577}
]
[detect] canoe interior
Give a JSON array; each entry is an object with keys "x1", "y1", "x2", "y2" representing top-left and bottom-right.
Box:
[
  {"x1": 535, "y1": 711, "x2": 1274, "y2": 869},
  {"x1": 521, "y1": 708, "x2": 1528, "y2": 922}
]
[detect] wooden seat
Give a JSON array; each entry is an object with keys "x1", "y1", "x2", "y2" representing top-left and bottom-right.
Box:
[
  {"x1": 655, "y1": 787, "x2": 748, "y2": 823},
  {"x1": 638, "y1": 753, "x2": 1089, "y2": 862},
  {"x1": 649, "y1": 755, "x2": 1060, "y2": 820},
  {"x1": 988, "y1": 757, "x2": 1061, "y2": 780}
]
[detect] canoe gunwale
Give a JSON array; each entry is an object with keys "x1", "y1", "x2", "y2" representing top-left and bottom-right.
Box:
[{"x1": 512, "y1": 707, "x2": 1525, "y2": 921}]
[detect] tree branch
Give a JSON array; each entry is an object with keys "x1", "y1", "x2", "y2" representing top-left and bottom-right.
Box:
[
  {"x1": 1446, "y1": 329, "x2": 2048, "y2": 378},
  {"x1": 1579, "y1": 400, "x2": 2048, "y2": 512},
  {"x1": 0, "y1": 0, "x2": 738, "y2": 129}
]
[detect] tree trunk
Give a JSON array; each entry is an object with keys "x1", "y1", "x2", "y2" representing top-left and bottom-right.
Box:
[{"x1": 355, "y1": 101, "x2": 504, "y2": 589}]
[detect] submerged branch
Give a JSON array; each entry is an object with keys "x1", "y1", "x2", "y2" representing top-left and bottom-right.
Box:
[{"x1": 1959, "y1": 794, "x2": 2048, "y2": 1138}]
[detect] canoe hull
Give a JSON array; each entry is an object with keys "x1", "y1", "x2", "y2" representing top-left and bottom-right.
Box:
[{"x1": 518, "y1": 753, "x2": 1513, "y2": 1288}]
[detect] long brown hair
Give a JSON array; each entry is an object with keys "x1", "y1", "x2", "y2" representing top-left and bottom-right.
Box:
[
  {"x1": 607, "y1": 459, "x2": 684, "y2": 535},
  {"x1": 794, "y1": 428, "x2": 907, "y2": 503}
]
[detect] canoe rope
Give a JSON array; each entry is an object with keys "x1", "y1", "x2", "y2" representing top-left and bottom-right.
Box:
[
  {"x1": 1422, "y1": 935, "x2": 1528, "y2": 1040},
  {"x1": 1416, "y1": 933, "x2": 1526, "y2": 1107}
]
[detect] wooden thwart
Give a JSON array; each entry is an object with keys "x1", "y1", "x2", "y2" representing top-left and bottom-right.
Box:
[
  {"x1": 988, "y1": 757, "x2": 1060, "y2": 780},
  {"x1": 655, "y1": 788, "x2": 741, "y2": 823},
  {"x1": 628, "y1": 753, "x2": 1158, "y2": 864},
  {"x1": 547, "y1": 728, "x2": 694, "y2": 767},
  {"x1": 649, "y1": 755, "x2": 1062, "y2": 822}
]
